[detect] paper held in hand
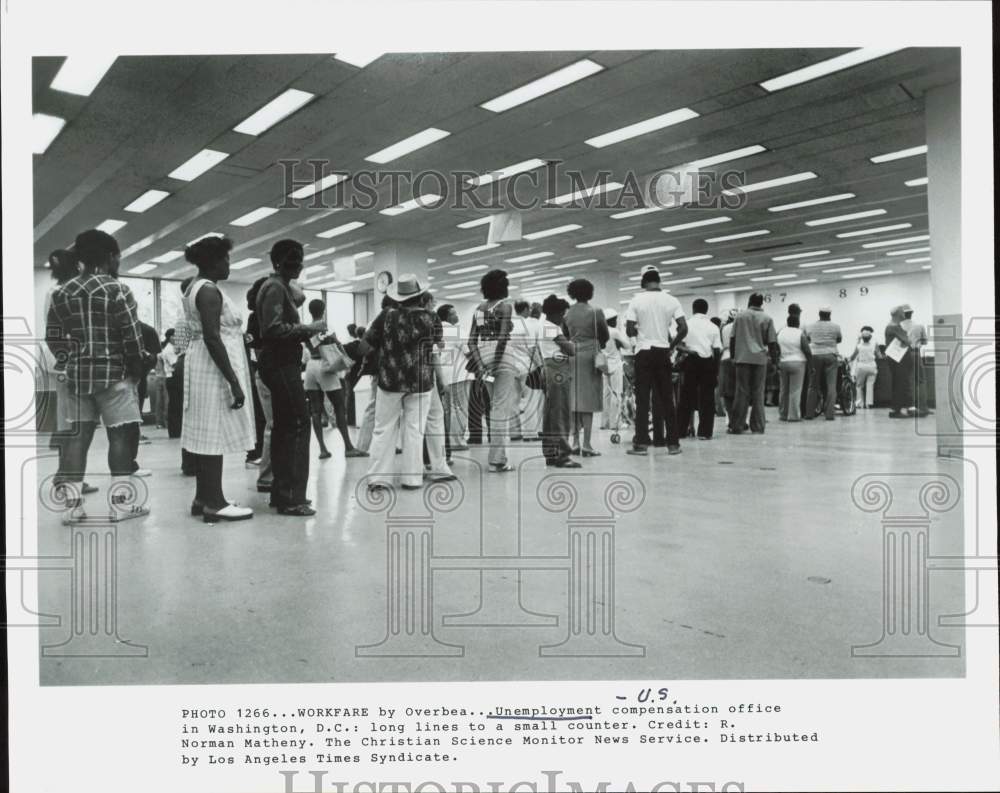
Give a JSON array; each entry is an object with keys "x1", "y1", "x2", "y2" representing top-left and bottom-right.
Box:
[{"x1": 885, "y1": 338, "x2": 909, "y2": 363}]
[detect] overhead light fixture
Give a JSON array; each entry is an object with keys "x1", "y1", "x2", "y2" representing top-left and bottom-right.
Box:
[
  {"x1": 548, "y1": 180, "x2": 624, "y2": 206},
  {"x1": 610, "y1": 206, "x2": 668, "y2": 220},
  {"x1": 585, "y1": 107, "x2": 700, "y2": 148},
  {"x1": 304, "y1": 245, "x2": 339, "y2": 261},
  {"x1": 723, "y1": 171, "x2": 818, "y2": 196},
  {"x1": 905, "y1": 177, "x2": 929, "y2": 187},
  {"x1": 798, "y1": 257, "x2": 855, "y2": 268},
  {"x1": 705, "y1": 230, "x2": 769, "y2": 243},
  {"x1": 661, "y1": 216, "x2": 732, "y2": 233},
  {"x1": 453, "y1": 242, "x2": 500, "y2": 256},
  {"x1": 686, "y1": 145, "x2": 767, "y2": 170},
  {"x1": 231, "y1": 257, "x2": 263, "y2": 270},
  {"x1": 774, "y1": 279, "x2": 816, "y2": 287},
  {"x1": 823, "y1": 264, "x2": 876, "y2": 273},
  {"x1": 457, "y1": 217, "x2": 493, "y2": 229},
  {"x1": 752, "y1": 274, "x2": 793, "y2": 282},
  {"x1": 920, "y1": 265, "x2": 932, "y2": 271},
  {"x1": 353, "y1": 251, "x2": 374, "y2": 259},
  {"x1": 842, "y1": 269, "x2": 893, "y2": 279},
  {"x1": 348, "y1": 272, "x2": 373, "y2": 282},
  {"x1": 234, "y1": 89, "x2": 315, "y2": 136},
  {"x1": 50, "y1": 55, "x2": 116, "y2": 96},
  {"x1": 906, "y1": 257, "x2": 932, "y2": 264},
  {"x1": 444, "y1": 281, "x2": 479, "y2": 290},
  {"x1": 380, "y1": 193, "x2": 444, "y2": 216},
  {"x1": 301, "y1": 264, "x2": 328, "y2": 276},
  {"x1": 446, "y1": 292, "x2": 478, "y2": 299},
  {"x1": 870, "y1": 145, "x2": 927, "y2": 164},
  {"x1": 505, "y1": 252, "x2": 554, "y2": 263},
  {"x1": 524, "y1": 223, "x2": 582, "y2": 240},
  {"x1": 126, "y1": 263, "x2": 157, "y2": 275},
  {"x1": 886, "y1": 246, "x2": 931, "y2": 256},
  {"x1": 714, "y1": 285, "x2": 753, "y2": 293},
  {"x1": 365, "y1": 128, "x2": 450, "y2": 164},
  {"x1": 805, "y1": 208, "x2": 886, "y2": 226},
  {"x1": 772, "y1": 250, "x2": 831, "y2": 261},
  {"x1": 33, "y1": 113, "x2": 66, "y2": 154},
  {"x1": 767, "y1": 192, "x2": 855, "y2": 212},
  {"x1": 728, "y1": 268, "x2": 771, "y2": 276},
  {"x1": 124, "y1": 189, "x2": 170, "y2": 214},
  {"x1": 317, "y1": 221, "x2": 366, "y2": 239},
  {"x1": 619, "y1": 285, "x2": 643, "y2": 291},
  {"x1": 427, "y1": 258, "x2": 437, "y2": 264},
  {"x1": 187, "y1": 232, "x2": 222, "y2": 246},
  {"x1": 231, "y1": 207, "x2": 280, "y2": 227},
  {"x1": 576, "y1": 235, "x2": 633, "y2": 248},
  {"x1": 696, "y1": 261, "x2": 745, "y2": 271},
  {"x1": 862, "y1": 234, "x2": 930, "y2": 249},
  {"x1": 151, "y1": 251, "x2": 184, "y2": 264},
  {"x1": 621, "y1": 245, "x2": 676, "y2": 258},
  {"x1": 334, "y1": 52, "x2": 382, "y2": 68},
  {"x1": 836, "y1": 223, "x2": 912, "y2": 238},
  {"x1": 310, "y1": 280, "x2": 351, "y2": 290},
  {"x1": 661, "y1": 254, "x2": 713, "y2": 265},
  {"x1": 95, "y1": 219, "x2": 127, "y2": 234},
  {"x1": 289, "y1": 173, "x2": 347, "y2": 200},
  {"x1": 507, "y1": 270, "x2": 537, "y2": 278},
  {"x1": 759, "y1": 47, "x2": 904, "y2": 92},
  {"x1": 552, "y1": 259, "x2": 598, "y2": 270},
  {"x1": 661, "y1": 276, "x2": 703, "y2": 285},
  {"x1": 628, "y1": 272, "x2": 673, "y2": 281},
  {"x1": 481, "y1": 59, "x2": 605, "y2": 113},
  {"x1": 469, "y1": 158, "x2": 547, "y2": 187},
  {"x1": 169, "y1": 149, "x2": 229, "y2": 181},
  {"x1": 448, "y1": 264, "x2": 489, "y2": 275}
]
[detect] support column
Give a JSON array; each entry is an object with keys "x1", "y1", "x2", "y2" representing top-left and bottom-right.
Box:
[
  {"x1": 588, "y1": 270, "x2": 621, "y2": 314},
  {"x1": 372, "y1": 240, "x2": 429, "y2": 294},
  {"x1": 924, "y1": 82, "x2": 962, "y2": 458}
]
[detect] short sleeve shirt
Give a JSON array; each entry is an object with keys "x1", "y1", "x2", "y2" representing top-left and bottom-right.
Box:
[
  {"x1": 732, "y1": 307, "x2": 777, "y2": 365},
  {"x1": 365, "y1": 307, "x2": 438, "y2": 393}
]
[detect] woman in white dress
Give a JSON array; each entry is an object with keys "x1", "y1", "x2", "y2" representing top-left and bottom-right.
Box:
[{"x1": 181, "y1": 237, "x2": 256, "y2": 523}]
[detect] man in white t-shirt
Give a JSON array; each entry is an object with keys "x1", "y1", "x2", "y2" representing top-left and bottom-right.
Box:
[
  {"x1": 624, "y1": 268, "x2": 688, "y2": 455},
  {"x1": 676, "y1": 298, "x2": 723, "y2": 440}
]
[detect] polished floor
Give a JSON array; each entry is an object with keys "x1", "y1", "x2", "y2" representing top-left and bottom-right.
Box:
[{"x1": 34, "y1": 407, "x2": 967, "y2": 685}]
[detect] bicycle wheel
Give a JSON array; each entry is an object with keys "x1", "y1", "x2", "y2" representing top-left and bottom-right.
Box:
[{"x1": 840, "y1": 381, "x2": 857, "y2": 416}]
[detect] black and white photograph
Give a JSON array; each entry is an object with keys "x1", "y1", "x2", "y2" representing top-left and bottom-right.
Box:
[{"x1": 4, "y1": 2, "x2": 998, "y2": 792}]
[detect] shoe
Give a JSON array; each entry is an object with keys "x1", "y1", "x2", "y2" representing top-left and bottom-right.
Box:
[
  {"x1": 726, "y1": 428, "x2": 742, "y2": 435},
  {"x1": 81, "y1": 482, "x2": 99, "y2": 494},
  {"x1": 268, "y1": 497, "x2": 312, "y2": 508},
  {"x1": 131, "y1": 468, "x2": 153, "y2": 478},
  {"x1": 203, "y1": 503, "x2": 254, "y2": 523},
  {"x1": 395, "y1": 448, "x2": 403, "y2": 455},
  {"x1": 451, "y1": 444, "x2": 469, "y2": 451},
  {"x1": 667, "y1": 445, "x2": 682, "y2": 455},
  {"x1": 318, "y1": 451, "x2": 332, "y2": 460},
  {"x1": 190, "y1": 500, "x2": 204, "y2": 516},
  {"x1": 257, "y1": 483, "x2": 272, "y2": 493},
  {"x1": 552, "y1": 459, "x2": 582, "y2": 468},
  {"x1": 401, "y1": 483, "x2": 423, "y2": 490},
  {"x1": 569, "y1": 446, "x2": 581, "y2": 456},
  {"x1": 626, "y1": 445, "x2": 648, "y2": 456},
  {"x1": 697, "y1": 436, "x2": 712, "y2": 441},
  {"x1": 510, "y1": 435, "x2": 523, "y2": 442},
  {"x1": 581, "y1": 449, "x2": 601, "y2": 457},
  {"x1": 109, "y1": 497, "x2": 149, "y2": 522},
  {"x1": 367, "y1": 482, "x2": 391, "y2": 493},
  {"x1": 825, "y1": 417, "x2": 836, "y2": 421},
  {"x1": 888, "y1": 411, "x2": 907, "y2": 419},
  {"x1": 652, "y1": 441, "x2": 667, "y2": 448},
  {"x1": 277, "y1": 504, "x2": 316, "y2": 516},
  {"x1": 345, "y1": 449, "x2": 369, "y2": 458},
  {"x1": 427, "y1": 472, "x2": 458, "y2": 482},
  {"x1": 245, "y1": 458, "x2": 262, "y2": 467},
  {"x1": 490, "y1": 463, "x2": 514, "y2": 473}
]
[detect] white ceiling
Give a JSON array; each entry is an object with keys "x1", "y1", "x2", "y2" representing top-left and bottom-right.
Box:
[{"x1": 32, "y1": 48, "x2": 957, "y2": 301}]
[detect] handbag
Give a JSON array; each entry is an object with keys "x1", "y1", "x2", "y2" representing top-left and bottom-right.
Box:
[
  {"x1": 593, "y1": 310, "x2": 610, "y2": 375},
  {"x1": 320, "y1": 339, "x2": 351, "y2": 374}
]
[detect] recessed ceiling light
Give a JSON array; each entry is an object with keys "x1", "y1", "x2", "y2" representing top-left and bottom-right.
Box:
[
  {"x1": 365, "y1": 128, "x2": 451, "y2": 165},
  {"x1": 661, "y1": 276, "x2": 703, "y2": 285},
  {"x1": 505, "y1": 252, "x2": 554, "y2": 263},
  {"x1": 797, "y1": 257, "x2": 855, "y2": 268},
  {"x1": 661, "y1": 216, "x2": 732, "y2": 233},
  {"x1": 452, "y1": 242, "x2": 500, "y2": 256},
  {"x1": 886, "y1": 246, "x2": 931, "y2": 256},
  {"x1": 774, "y1": 279, "x2": 816, "y2": 287},
  {"x1": 33, "y1": 113, "x2": 66, "y2": 154},
  {"x1": 552, "y1": 259, "x2": 598, "y2": 270},
  {"x1": 772, "y1": 250, "x2": 831, "y2": 261},
  {"x1": 836, "y1": 223, "x2": 912, "y2": 238},
  {"x1": 548, "y1": 181, "x2": 624, "y2": 206},
  {"x1": 469, "y1": 158, "x2": 547, "y2": 187},
  {"x1": 50, "y1": 55, "x2": 116, "y2": 96},
  {"x1": 126, "y1": 263, "x2": 157, "y2": 275},
  {"x1": 805, "y1": 208, "x2": 886, "y2": 226},
  {"x1": 661, "y1": 254, "x2": 713, "y2": 265},
  {"x1": 759, "y1": 47, "x2": 904, "y2": 92},
  {"x1": 576, "y1": 235, "x2": 633, "y2": 248},
  {"x1": 727, "y1": 268, "x2": 771, "y2": 276},
  {"x1": 751, "y1": 274, "x2": 793, "y2": 282},
  {"x1": 151, "y1": 251, "x2": 184, "y2": 264},
  {"x1": 169, "y1": 149, "x2": 229, "y2": 181},
  {"x1": 705, "y1": 230, "x2": 770, "y2": 243},
  {"x1": 334, "y1": 52, "x2": 382, "y2": 68},
  {"x1": 767, "y1": 193, "x2": 855, "y2": 212},
  {"x1": 231, "y1": 207, "x2": 280, "y2": 227},
  {"x1": 714, "y1": 285, "x2": 753, "y2": 293},
  {"x1": 621, "y1": 245, "x2": 676, "y2": 258},
  {"x1": 448, "y1": 264, "x2": 489, "y2": 275},
  {"x1": 696, "y1": 261, "x2": 745, "y2": 271},
  {"x1": 234, "y1": 89, "x2": 315, "y2": 136},
  {"x1": 905, "y1": 177, "x2": 929, "y2": 187},
  {"x1": 380, "y1": 193, "x2": 444, "y2": 216},
  {"x1": 507, "y1": 270, "x2": 537, "y2": 278},
  {"x1": 870, "y1": 145, "x2": 927, "y2": 164},
  {"x1": 842, "y1": 269, "x2": 893, "y2": 279},
  {"x1": 96, "y1": 219, "x2": 127, "y2": 234},
  {"x1": 289, "y1": 173, "x2": 347, "y2": 200},
  {"x1": 457, "y1": 217, "x2": 493, "y2": 229},
  {"x1": 862, "y1": 234, "x2": 930, "y2": 249},
  {"x1": 905, "y1": 257, "x2": 932, "y2": 264},
  {"x1": 723, "y1": 171, "x2": 818, "y2": 196},
  {"x1": 124, "y1": 189, "x2": 170, "y2": 213},
  {"x1": 610, "y1": 206, "x2": 668, "y2": 220},
  {"x1": 585, "y1": 107, "x2": 700, "y2": 148},
  {"x1": 231, "y1": 257, "x2": 263, "y2": 270},
  {"x1": 686, "y1": 145, "x2": 768, "y2": 170},
  {"x1": 524, "y1": 223, "x2": 582, "y2": 240},
  {"x1": 823, "y1": 264, "x2": 876, "y2": 273},
  {"x1": 481, "y1": 59, "x2": 605, "y2": 113},
  {"x1": 316, "y1": 221, "x2": 366, "y2": 239},
  {"x1": 304, "y1": 245, "x2": 339, "y2": 261}
]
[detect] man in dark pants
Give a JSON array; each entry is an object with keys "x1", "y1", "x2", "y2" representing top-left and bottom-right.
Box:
[
  {"x1": 466, "y1": 377, "x2": 491, "y2": 444},
  {"x1": 729, "y1": 292, "x2": 778, "y2": 434},
  {"x1": 804, "y1": 306, "x2": 843, "y2": 421},
  {"x1": 255, "y1": 239, "x2": 325, "y2": 516},
  {"x1": 677, "y1": 298, "x2": 723, "y2": 440},
  {"x1": 623, "y1": 268, "x2": 688, "y2": 456}
]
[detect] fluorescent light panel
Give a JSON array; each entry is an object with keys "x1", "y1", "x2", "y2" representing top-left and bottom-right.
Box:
[
  {"x1": 317, "y1": 221, "x2": 366, "y2": 239},
  {"x1": 660, "y1": 216, "x2": 731, "y2": 233},
  {"x1": 304, "y1": 245, "x2": 338, "y2": 261},
  {"x1": 169, "y1": 149, "x2": 229, "y2": 181},
  {"x1": 576, "y1": 235, "x2": 633, "y2": 248},
  {"x1": 823, "y1": 264, "x2": 875, "y2": 273},
  {"x1": 621, "y1": 245, "x2": 676, "y2": 258},
  {"x1": 524, "y1": 224, "x2": 582, "y2": 240},
  {"x1": 231, "y1": 258, "x2": 262, "y2": 270},
  {"x1": 886, "y1": 247, "x2": 931, "y2": 256},
  {"x1": 234, "y1": 89, "x2": 314, "y2": 135},
  {"x1": 365, "y1": 128, "x2": 450, "y2": 164},
  {"x1": 151, "y1": 251, "x2": 184, "y2": 264},
  {"x1": 723, "y1": 171, "x2": 817, "y2": 195},
  {"x1": 380, "y1": 193, "x2": 443, "y2": 216},
  {"x1": 96, "y1": 219, "x2": 127, "y2": 234},
  {"x1": 751, "y1": 274, "x2": 793, "y2": 282},
  {"x1": 231, "y1": 207, "x2": 279, "y2": 227},
  {"x1": 842, "y1": 269, "x2": 893, "y2": 279},
  {"x1": 586, "y1": 107, "x2": 699, "y2": 148},
  {"x1": 126, "y1": 263, "x2": 157, "y2": 275},
  {"x1": 798, "y1": 257, "x2": 855, "y2": 269},
  {"x1": 452, "y1": 243, "x2": 500, "y2": 256},
  {"x1": 507, "y1": 270, "x2": 537, "y2": 279},
  {"x1": 552, "y1": 259, "x2": 598, "y2": 270},
  {"x1": 661, "y1": 254, "x2": 713, "y2": 265},
  {"x1": 862, "y1": 234, "x2": 930, "y2": 249},
  {"x1": 289, "y1": 173, "x2": 347, "y2": 200},
  {"x1": 805, "y1": 208, "x2": 886, "y2": 226},
  {"x1": 870, "y1": 145, "x2": 927, "y2": 163},
  {"x1": 728, "y1": 268, "x2": 771, "y2": 276},
  {"x1": 687, "y1": 145, "x2": 767, "y2": 170},
  {"x1": 481, "y1": 59, "x2": 604, "y2": 113},
  {"x1": 51, "y1": 55, "x2": 116, "y2": 96},
  {"x1": 696, "y1": 261, "x2": 745, "y2": 271},
  {"x1": 469, "y1": 158, "x2": 547, "y2": 187},
  {"x1": 334, "y1": 52, "x2": 382, "y2": 68},
  {"x1": 661, "y1": 276, "x2": 703, "y2": 285},
  {"x1": 759, "y1": 48, "x2": 904, "y2": 92},
  {"x1": 33, "y1": 113, "x2": 66, "y2": 154},
  {"x1": 448, "y1": 264, "x2": 488, "y2": 275},
  {"x1": 772, "y1": 250, "x2": 831, "y2": 261},
  {"x1": 548, "y1": 181, "x2": 624, "y2": 206},
  {"x1": 610, "y1": 206, "x2": 667, "y2": 220},
  {"x1": 774, "y1": 279, "x2": 816, "y2": 287},
  {"x1": 124, "y1": 189, "x2": 170, "y2": 213},
  {"x1": 906, "y1": 257, "x2": 932, "y2": 264},
  {"x1": 505, "y1": 252, "x2": 554, "y2": 263},
  {"x1": 715, "y1": 285, "x2": 753, "y2": 293},
  {"x1": 444, "y1": 281, "x2": 479, "y2": 290},
  {"x1": 705, "y1": 230, "x2": 769, "y2": 243},
  {"x1": 768, "y1": 192, "x2": 855, "y2": 212},
  {"x1": 905, "y1": 177, "x2": 929, "y2": 187},
  {"x1": 457, "y1": 217, "x2": 492, "y2": 229},
  {"x1": 836, "y1": 223, "x2": 912, "y2": 238}
]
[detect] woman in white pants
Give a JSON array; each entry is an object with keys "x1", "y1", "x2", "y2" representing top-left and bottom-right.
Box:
[
  {"x1": 600, "y1": 309, "x2": 630, "y2": 430},
  {"x1": 850, "y1": 325, "x2": 881, "y2": 408}
]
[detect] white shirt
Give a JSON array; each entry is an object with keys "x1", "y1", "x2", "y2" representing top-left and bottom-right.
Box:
[
  {"x1": 777, "y1": 326, "x2": 806, "y2": 362},
  {"x1": 720, "y1": 323, "x2": 734, "y2": 361},
  {"x1": 624, "y1": 289, "x2": 685, "y2": 351},
  {"x1": 436, "y1": 320, "x2": 470, "y2": 386},
  {"x1": 539, "y1": 320, "x2": 565, "y2": 360},
  {"x1": 503, "y1": 314, "x2": 536, "y2": 376},
  {"x1": 684, "y1": 313, "x2": 722, "y2": 358}
]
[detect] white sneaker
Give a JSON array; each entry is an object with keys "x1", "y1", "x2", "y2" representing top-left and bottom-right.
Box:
[
  {"x1": 131, "y1": 468, "x2": 153, "y2": 478},
  {"x1": 109, "y1": 503, "x2": 150, "y2": 522},
  {"x1": 202, "y1": 503, "x2": 254, "y2": 523}
]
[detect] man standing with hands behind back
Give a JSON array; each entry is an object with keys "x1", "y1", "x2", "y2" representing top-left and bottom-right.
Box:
[{"x1": 729, "y1": 292, "x2": 778, "y2": 435}]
